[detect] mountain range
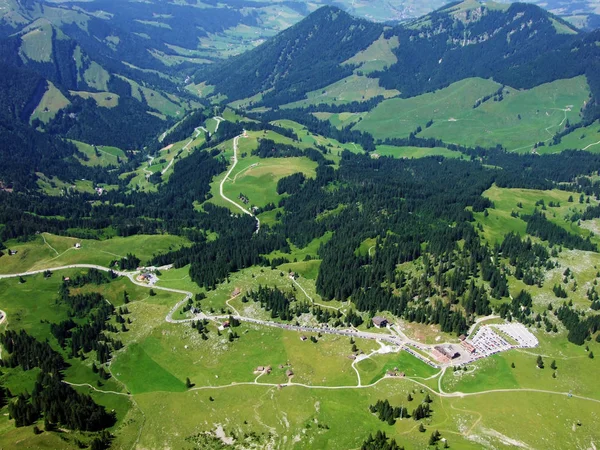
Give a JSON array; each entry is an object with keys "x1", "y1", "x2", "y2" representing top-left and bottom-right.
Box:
[{"x1": 1, "y1": 0, "x2": 599, "y2": 191}]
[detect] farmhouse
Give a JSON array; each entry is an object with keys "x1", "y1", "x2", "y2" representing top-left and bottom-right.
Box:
[
  {"x1": 254, "y1": 365, "x2": 272, "y2": 374},
  {"x1": 372, "y1": 316, "x2": 388, "y2": 328}
]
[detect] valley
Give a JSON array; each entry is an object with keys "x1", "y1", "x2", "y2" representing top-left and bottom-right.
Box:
[{"x1": 1, "y1": 1, "x2": 600, "y2": 450}]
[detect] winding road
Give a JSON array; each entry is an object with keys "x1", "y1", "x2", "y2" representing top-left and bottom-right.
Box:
[
  {"x1": 219, "y1": 134, "x2": 261, "y2": 233},
  {"x1": 2, "y1": 264, "x2": 600, "y2": 411}
]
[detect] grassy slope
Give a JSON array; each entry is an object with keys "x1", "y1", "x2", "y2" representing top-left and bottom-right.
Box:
[
  {"x1": 539, "y1": 119, "x2": 600, "y2": 154},
  {"x1": 206, "y1": 130, "x2": 318, "y2": 211},
  {"x1": 282, "y1": 74, "x2": 400, "y2": 109},
  {"x1": 374, "y1": 145, "x2": 464, "y2": 159},
  {"x1": 30, "y1": 81, "x2": 70, "y2": 124},
  {"x1": 342, "y1": 34, "x2": 399, "y2": 74},
  {"x1": 69, "y1": 90, "x2": 119, "y2": 108},
  {"x1": 474, "y1": 185, "x2": 600, "y2": 311},
  {"x1": 72, "y1": 140, "x2": 127, "y2": 167},
  {"x1": 0, "y1": 233, "x2": 189, "y2": 274},
  {"x1": 356, "y1": 77, "x2": 590, "y2": 151}
]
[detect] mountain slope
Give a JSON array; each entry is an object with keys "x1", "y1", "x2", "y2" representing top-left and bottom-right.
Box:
[
  {"x1": 199, "y1": 2, "x2": 599, "y2": 121},
  {"x1": 197, "y1": 6, "x2": 383, "y2": 107}
]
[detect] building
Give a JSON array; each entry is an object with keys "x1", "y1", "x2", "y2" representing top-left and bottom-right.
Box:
[
  {"x1": 286, "y1": 369, "x2": 294, "y2": 377},
  {"x1": 74, "y1": 243, "x2": 81, "y2": 249},
  {"x1": 372, "y1": 316, "x2": 388, "y2": 328},
  {"x1": 461, "y1": 341, "x2": 476, "y2": 354},
  {"x1": 231, "y1": 287, "x2": 241, "y2": 297},
  {"x1": 434, "y1": 345, "x2": 460, "y2": 359}
]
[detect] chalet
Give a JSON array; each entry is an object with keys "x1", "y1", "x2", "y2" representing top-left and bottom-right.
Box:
[
  {"x1": 372, "y1": 316, "x2": 388, "y2": 328},
  {"x1": 222, "y1": 321, "x2": 230, "y2": 329},
  {"x1": 461, "y1": 341, "x2": 476, "y2": 354},
  {"x1": 285, "y1": 369, "x2": 294, "y2": 377},
  {"x1": 74, "y1": 243, "x2": 81, "y2": 249},
  {"x1": 8, "y1": 250, "x2": 17, "y2": 256},
  {"x1": 232, "y1": 287, "x2": 241, "y2": 297},
  {"x1": 300, "y1": 335, "x2": 307, "y2": 341}
]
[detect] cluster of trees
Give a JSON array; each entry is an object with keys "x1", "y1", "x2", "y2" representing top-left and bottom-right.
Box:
[
  {"x1": 0, "y1": 330, "x2": 65, "y2": 375},
  {"x1": 555, "y1": 303, "x2": 600, "y2": 345},
  {"x1": 0, "y1": 330, "x2": 115, "y2": 431},
  {"x1": 116, "y1": 253, "x2": 141, "y2": 271},
  {"x1": 360, "y1": 431, "x2": 404, "y2": 450},
  {"x1": 9, "y1": 373, "x2": 116, "y2": 430},
  {"x1": 252, "y1": 139, "x2": 330, "y2": 166},
  {"x1": 65, "y1": 268, "x2": 116, "y2": 290},
  {"x1": 277, "y1": 172, "x2": 306, "y2": 195},
  {"x1": 246, "y1": 285, "x2": 302, "y2": 320},
  {"x1": 497, "y1": 290, "x2": 534, "y2": 325},
  {"x1": 524, "y1": 211, "x2": 596, "y2": 251},
  {"x1": 257, "y1": 108, "x2": 376, "y2": 152},
  {"x1": 500, "y1": 232, "x2": 550, "y2": 287},
  {"x1": 369, "y1": 399, "x2": 409, "y2": 425}
]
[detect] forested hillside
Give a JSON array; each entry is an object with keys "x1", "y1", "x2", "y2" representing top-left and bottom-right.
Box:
[{"x1": 2, "y1": 3, "x2": 600, "y2": 448}]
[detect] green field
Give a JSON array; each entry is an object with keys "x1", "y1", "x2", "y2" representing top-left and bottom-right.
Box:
[
  {"x1": 0, "y1": 233, "x2": 189, "y2": 274},
  {"x1": 73, "y1": 140, "x2": 127, "y2": 166},
  {"x1": 283, "y1": 74, "x2": 399, "y2": 109},
  {"x1": 20, "y1": 22, "x2": 54, "y2": 63},
  {"x1": 342, "y1": 34, "x2": 399, "y2": 74},
  {"x1": 355, "y1": 77, "x2": 590, "y2": 151},
  {"x1": 30, "y1": 81, "x2": 70, "y2": 124},
  {"x1": 2, "y1": 234, "x2": 600, "y2": 449},
  {"x1": 374, "y1": 145, "x2": 464, "y2": 159},
  {"x1": 69, "y1": 90, "x2": 119, "y2": 108},
  {"x1": 538, "y1": 119, "x2": 600, "y2": 154},
  {"x1": 313, "y1": 112, "x2": 366, "y2": 129},
  {"x1": 83, "y1": 60, "x2": 110, "y2": 91},
  {"x1": 206, "y1": 130, "x2": 319, "y2": 211}
]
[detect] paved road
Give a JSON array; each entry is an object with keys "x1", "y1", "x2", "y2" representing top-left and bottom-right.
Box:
[
  {"x1": 161, "y1": 126, "x2": 205, "y2": 176},
  {"x1": 219, "y1": 134, "x2": 261, "y2": 233},
  {"x1": 5, "y1": 264, "x2": 600, "y2": 407}
]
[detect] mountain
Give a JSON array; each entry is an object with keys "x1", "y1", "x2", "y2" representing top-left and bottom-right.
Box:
[
  {"x1": 197, "y1": 6, "x2": 383, "y2": 107},
  {"x1": 197, "y1": 1, "x2": 600, "y2": 121}
]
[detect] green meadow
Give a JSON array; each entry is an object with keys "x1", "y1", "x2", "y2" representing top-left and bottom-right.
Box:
[
  {"x1": 283, "y1": 74, "x2": 399, "y2": 109},
  {"x1": 0, "y1": 233, "x2": 189, "y2": 274},
  {"x1": 30, "y1": 81, "x2": 70, "y2": 124},
  {"x1": 356, "y1": 77, "x2": 590, "y2": 151},
  {"x1": 374, "y1": 145, "x2": 464, "y2": 159}
]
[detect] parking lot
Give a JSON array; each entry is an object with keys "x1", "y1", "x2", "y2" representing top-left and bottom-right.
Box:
[{"x1": 493, "y1": 323, "x2": 539, "y2": 348}]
